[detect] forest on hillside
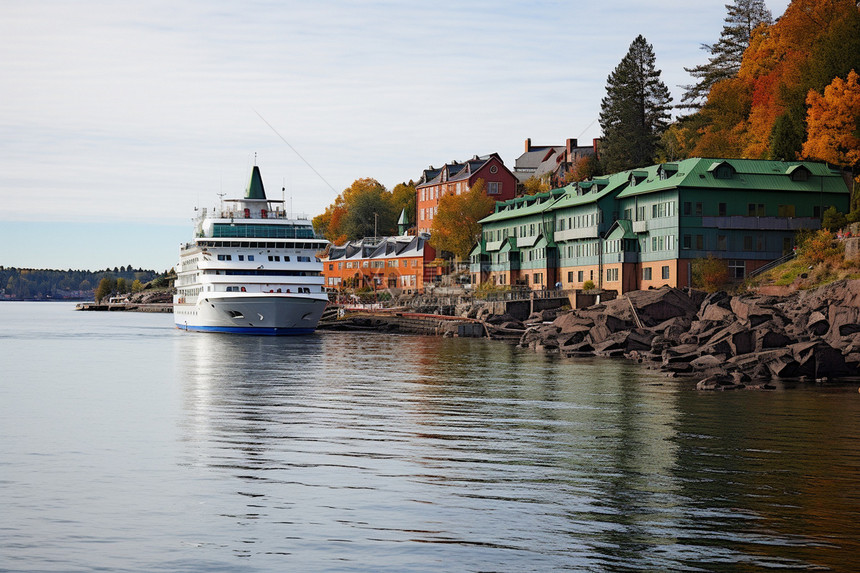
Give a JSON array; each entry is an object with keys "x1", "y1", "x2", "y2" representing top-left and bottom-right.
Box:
[
  {"x1": 0, "y1": 267, "x2": 161, "y2": 301},
  {"x1": 663, "y1": 0, "x2": 860, "y2": 210}
]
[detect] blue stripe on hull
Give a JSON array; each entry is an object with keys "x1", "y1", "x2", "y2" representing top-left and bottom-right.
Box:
[{"x1": 176, "y1": 324, "x2": 316, "y2": 336}]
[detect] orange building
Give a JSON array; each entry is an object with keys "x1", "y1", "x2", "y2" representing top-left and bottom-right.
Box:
[{"x1": 322, "y1": 234, "x2": 443, "y2": 294}]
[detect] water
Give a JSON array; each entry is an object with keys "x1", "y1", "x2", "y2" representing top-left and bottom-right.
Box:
[{"x1": 2, "y1": 302, "x2": 860, "y2": 572}]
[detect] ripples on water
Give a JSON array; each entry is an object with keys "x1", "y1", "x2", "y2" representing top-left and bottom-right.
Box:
[{"x1": 2, "y1": 302, "x2": 860, "y2": 572}]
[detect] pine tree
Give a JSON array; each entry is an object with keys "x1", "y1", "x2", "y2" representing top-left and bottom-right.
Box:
[
  {"x1": 598, "y1": 35, "x2": 673, "y2": 173},
  {"x1": 681, "y1": 0, "x2": 772, "y2": 110}
]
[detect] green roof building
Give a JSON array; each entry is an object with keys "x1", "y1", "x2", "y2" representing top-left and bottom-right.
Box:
[{"x1": 470, "y1": 158, "x2": 850, "y2": 292}]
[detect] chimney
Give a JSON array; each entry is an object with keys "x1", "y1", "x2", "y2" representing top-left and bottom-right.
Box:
[
  {"x1": 566, "y1": 138, "x2": 577, "y2": 156},
  {"x1": 525, "y1": 138, "x2": 532, "y2": 152},
  {"x1": 593, "y1": 138, "x2": 600, "y2": 155}
]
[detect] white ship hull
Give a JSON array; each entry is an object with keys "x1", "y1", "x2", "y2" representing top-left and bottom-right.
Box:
[{"x1": 175, "y1": 293, "x2": 328, "y2": 335}]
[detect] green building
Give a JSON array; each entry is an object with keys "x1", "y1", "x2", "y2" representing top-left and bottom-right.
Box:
[{"x1": 470, "y1": 158, "x2": 850, "y2": 292}]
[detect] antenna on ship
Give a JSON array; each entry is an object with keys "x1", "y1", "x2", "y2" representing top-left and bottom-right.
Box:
[{"x1": 217, "y1": 192, "x2": 226, "y2": 215}]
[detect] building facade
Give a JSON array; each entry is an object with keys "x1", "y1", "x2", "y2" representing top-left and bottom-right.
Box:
[
  {"x1": 471, "y1": 158, "x2": 851, "y2": 293},
  {"x1": 514, "y1": 138, "x2": 599, "y2": 188},
  {"x1": 322, "y1": 234, "x2": 442, "y2": 294},
  {"x1": 416, "y1": 153, "x2": 517, "y2": 234}
]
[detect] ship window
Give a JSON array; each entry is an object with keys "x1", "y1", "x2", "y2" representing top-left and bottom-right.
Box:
[
  {"x1": 284, "y1": 256, "x2": 291, "y2": 262},
  {"x1": 238, "y1": 255, "x2": 244, "y2": 261},
  {"x1": 248, "y1": 255, "x2": 254, "y2": 261}
]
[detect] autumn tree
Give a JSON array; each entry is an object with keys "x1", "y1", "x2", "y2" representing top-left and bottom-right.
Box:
[
  {"x1": 681, "y1": 0, "x2": 772, "y2": 110},
  {"x1": 803, "y1": 70, "x2": 860, "y2": 211},
  {"x1": 312, "y1": 178, "x2": 398, "y2": 243},
  {"x1": 691, "y1": 256, "x2": 730, "y2": 293},
  {"x1": 522, "y1": 175, "x2": 550, "y2": 196},
  {"x1": 599, "y1": 35, "x2": 673, "y2": 173},
  {"x1": 429, "y1": 179, "x2": 495, "y2": 261},
  {"x1": 94, "y1": 276, "x2": 116, "y2": 302}
]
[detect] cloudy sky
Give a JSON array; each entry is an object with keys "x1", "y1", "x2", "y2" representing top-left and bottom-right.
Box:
[{"x1": 1, "y1": 0, "x2": 790, "y2": 271}]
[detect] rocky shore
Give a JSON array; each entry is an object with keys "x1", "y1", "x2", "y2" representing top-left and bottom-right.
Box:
[{"x1": 517, "y1": 280, "x2": 860, "y2": 390}]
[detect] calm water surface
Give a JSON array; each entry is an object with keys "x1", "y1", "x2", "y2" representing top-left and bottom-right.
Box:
[{"x1": 2, "y1": 302, "x2": 860, "y2": 572}]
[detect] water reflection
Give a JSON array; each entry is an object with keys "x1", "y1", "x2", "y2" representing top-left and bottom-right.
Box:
[{"x1": 174, "y1": 331, "x2": 860, "y2": 571}]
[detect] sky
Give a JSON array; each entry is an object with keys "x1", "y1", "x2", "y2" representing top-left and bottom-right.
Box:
[{"x1": 0, "y1": 0, "x2": 790, "y2": 272}]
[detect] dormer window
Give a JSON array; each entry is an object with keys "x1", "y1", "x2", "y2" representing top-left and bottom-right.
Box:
[
  {"x1": 708, "y1": 161, "x2": 735, "y2": 180},
  {"x1": 787, "y1": 164, "x2": 811, "y2": 182}
]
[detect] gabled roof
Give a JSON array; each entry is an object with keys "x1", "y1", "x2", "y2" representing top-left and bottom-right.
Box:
[
  {"x1": 418, "y1": 153, "x2": 507, "y2": 187},
  {"x1": 479, "y1": 188, "x2": 563, "y2": 224},
  {"x1": 615, "y1": 158, "x2": 848, "y2": 198},
  {"x1": 604, "y1": 219, "x2": 637, "y2": 240},
  {"x1": 551, "y1": 170, "x2": 630, "y2": 210}
]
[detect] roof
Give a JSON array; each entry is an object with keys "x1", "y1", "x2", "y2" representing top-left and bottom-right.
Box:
[
  {"x1": 551, "y1": 170, "x2": 630, "y2": 210},
  {"x1": 479, "y1": 188, "x2": 563, "y2": 224},
  {"x1": 418, "y1": 153, "x2": 508, "y2": 187},
  {"x1": 615, "y1": 158, "x2": 848, "y2": 198}
]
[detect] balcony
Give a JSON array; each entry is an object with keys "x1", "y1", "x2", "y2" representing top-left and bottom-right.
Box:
[
  {"x1": 554, "y1": 226, "x2": 599, "y2": 241},
  {"x1": 701, "y1": 216, "x2": 821, "y2": 231}
]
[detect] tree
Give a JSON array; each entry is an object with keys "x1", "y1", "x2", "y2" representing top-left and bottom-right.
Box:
[
  {"x1": 313, "y1": 178, "x2": 398, "y2": 243},
  {"x1": 803, "y1": 70, "x2": 860, "y2": 168},
  {"x1": 390, "y1": 181, "x2": 417, "y2": 230},
  {"x1": 522, "y1": 175, "x2": 550, "y2": 196},
  {"x1": 116, "y1": 277, "x2": 128, "y2": 294},
  {"x1": 131, "y1": 279, "x2": 143, "y2": 293},
  {"x1": 598, "y1": 35, "x2": 673, "y2": 173},
  {"x1": 94, "y1": 277, "x2": 115, "y2": 302},
  {"x1": 681, "y1": 0, "x2": 772, "y2": 109},
  {"x1": 429, "y1": 179, "x2": 495, "y2": 260}
]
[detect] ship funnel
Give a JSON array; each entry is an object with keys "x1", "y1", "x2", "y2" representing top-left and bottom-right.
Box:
[{"x1": 245, "y1": 165, "x2": 267, "y2": 200}]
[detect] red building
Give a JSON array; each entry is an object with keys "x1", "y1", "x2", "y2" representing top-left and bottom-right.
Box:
[{"x1": 415, "y1": 153, "x2": 517, "y2": 233}]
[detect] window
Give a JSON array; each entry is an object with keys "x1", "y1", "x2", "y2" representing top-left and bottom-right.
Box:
[
  {"x1": 718, "y1": 203, "x2": 727, "y2": 217},
  {"x1": 238, "y1": 255, "x2": 245, "y2": 261},
  {"x1": 248, "y1": 255, "x2": 254, "y2": 261},
  {"x1": 791, "y1": 168, "x2": 809, "y2": 182},
  {"x1": 577, "y1": 270, "x2": 583, "y2": 282},
  {"x1": 606, "y1": 268, "x2": 619, "y2": 281},
  {"x1": 568, "y1": 271, "x2": 573, "y2": 282},
  {"x1": 268, "y1": 255, "x2": 280, "y2": 262},
  {"x1": 328, "y1": 264, "x2": 333, "y2": 270},
  {"x1": 683, "y1": 235, "x2": 691, "y2": 249},
  {"x1": 696, "y1": 235, "x2": 704, "y2": 250},
  {"x1": 743, "y1": 236, "x2": 753, "y2": 251},
  {"x1": 695, "y1": 202, "x2": 703, "y2": 216},
  {"x1": 778, "y1": 204, "x2": 796, "y2": 217},
  {"x1": 683, "y1": 202, "x2": 692, "y2": 216},
  {"x1": 662, "y1": 266, "x2": 670, "y2": 280},
  {"x1": 217, "y1": 254, "x2": 232, "y2": 261},
  {"x1": 643, "y1": 267, "x2": 652, "y2": 280},
  {"x1": 814, "y1": 206, "x2": 822, "y2": 218},
  {"x1": 488, "y1": 182, "x2": 501, "y2": 195},
  {"x1": 715, "y1": 164, "x2": 734, "y2": 179},
  {"x1": 729, "y1": 260, "x2": 745, "y2": 279},
  {"x1": 748, "y1": 203, "x2": 765, "y2": 217},
  {"x1": 717, "y1": 235, "x2": 727, "y2": 251}
]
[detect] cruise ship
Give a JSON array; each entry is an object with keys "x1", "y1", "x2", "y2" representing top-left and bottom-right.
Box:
[{"x1": 173, "y1": 165, "x2": 329, "y2": 334}]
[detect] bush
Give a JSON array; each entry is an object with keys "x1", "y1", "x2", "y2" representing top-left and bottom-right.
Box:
[
  {"x1": 582, "y1": 280, "x2": 595, "y2": 291},
  {"x1": 692, "y1": 256, "x2": 729, "y2": 293}
]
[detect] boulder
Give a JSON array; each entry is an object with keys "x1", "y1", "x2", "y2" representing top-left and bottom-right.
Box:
[
  {"x1": 690, "y1": 354, "x2": 723, "y2": 370},
  {"x1": 807, "y1": 311, "x2": 829, "y2": 337},
  {"x1": 730, "y1": 297, "x2": 773, "y2": 327}
]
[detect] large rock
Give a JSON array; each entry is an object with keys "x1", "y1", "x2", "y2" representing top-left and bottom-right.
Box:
[{"x1": 627, "y1": 286, "x2": 699, "y2": 325}]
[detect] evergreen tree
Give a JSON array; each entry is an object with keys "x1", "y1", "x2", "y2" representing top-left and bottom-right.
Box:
[
  {"x1": 680, "y1": 0, "x2": 772, "y2": 110},
  {"x1": 598, "y1": 35, "x2": 673, "y2": 173}
]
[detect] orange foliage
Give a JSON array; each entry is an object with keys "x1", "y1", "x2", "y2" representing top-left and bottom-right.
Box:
[
  {"x1": 695, "y1": 0, "x2": 860, "y2": 160},
  {"x1": 802, "y1": 70, "x2": 860, "y2": 167}
]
